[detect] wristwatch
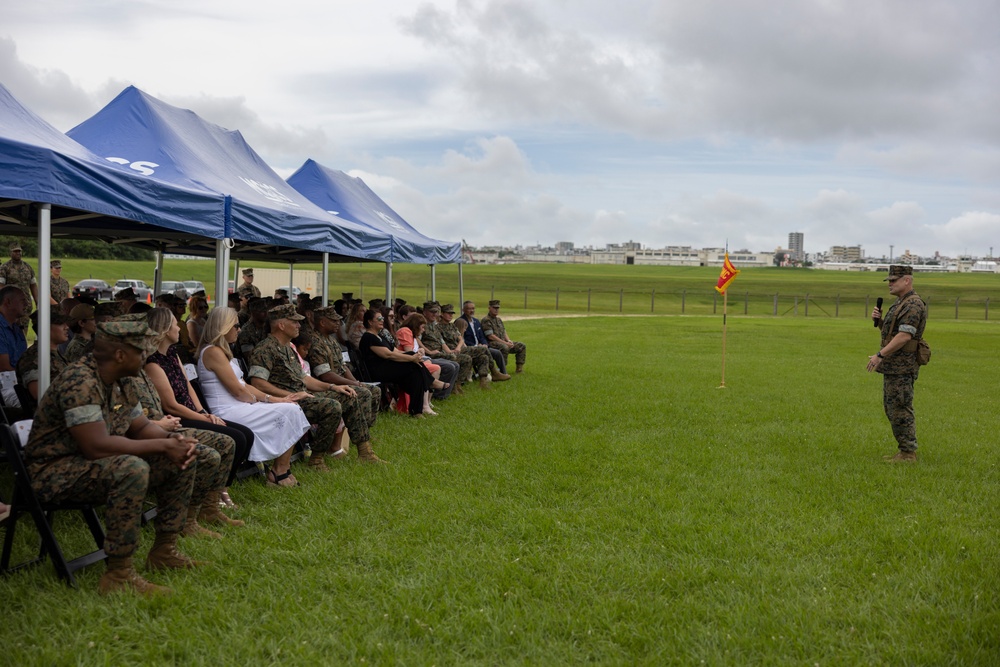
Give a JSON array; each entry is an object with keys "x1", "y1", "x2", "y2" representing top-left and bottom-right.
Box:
[{"x1": 876, "y1": 352, "x2": 884, "y2": 359}]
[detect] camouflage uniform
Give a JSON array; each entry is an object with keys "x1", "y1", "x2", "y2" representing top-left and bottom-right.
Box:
[
  {"x1": 440, "y1": 319, "x2": 492, "y2": 377},
  {"x1": 65, "y1": 334, "x2": 94, "y2": 363},
  {"x1": 307, "y1": 331, "x2": 381, "y2": 426},
  {"x1": 0, "y1": 257, "x2": 36, "y2": 328},
  {"x1": 51, "y1": 276, "x2": 71, "y2": 304},
  {"x1": 236, "y1": 281, "x2": 261, "y2": 301},
  {"x1": 129, "y1": 369, "x2": 232, "y2": 506},
  {"x1": 238, "y1": 321, "x2": 269, "y2": 357},
  {"x1": 877, "y1": 290, "x2": 928, "y2": 454},
  {"x1": 22, "y1": 355, "x2": 196, "y2": 558},
  {"x1": 249, "y1": 334, "x2": 355, "y2": 452},
  {"x1": 15, "y1": 342, "x2": 68, "y2": 390},
  {"x1": 422, "y1": 321, "x2": 473, "y2": 383},
  {"x1": 480, "y1": 313, "x2": 527, "y2": 367}
]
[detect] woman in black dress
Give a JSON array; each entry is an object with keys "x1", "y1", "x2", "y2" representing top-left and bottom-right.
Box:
[{"x1": 358, "y1": 309, "x2": 444, "y2": 418}]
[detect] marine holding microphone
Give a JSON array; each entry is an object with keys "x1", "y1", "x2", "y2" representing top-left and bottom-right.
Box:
[{"x1": 866, "y1": 265, "x2": 928, "y2": 462}]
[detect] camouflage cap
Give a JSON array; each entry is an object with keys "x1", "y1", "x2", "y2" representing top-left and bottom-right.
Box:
[
  {"x1": 423, "y1": 301, "x2": 440, "y2": 312},
  {"x1": 50, "y1": 259, "x2": 62, "y2": 269},
  {"x1": 341, "y1": 292, "x2": 354, "y2": 301},
  {"x1": 368, "y1": 298, "x2": 385, "y2": 310},
  {"x1": 111, "y1": 312, "x2": 150, "y2": 323},
  {"x1": 268, "y1": 303, "x2": 305, "y2": 321},
  {"x1": 314, "y1": 306, "x2": 342, "y2": 321},
  {"x1": 248, "y1": 296, "x2": 268, "y2": 312},
  {"x1": 489, "y1": 299, "x2": 501, "y2": 307},
  {"x1": 9, "y1": 241, "x2": 21, "y2": 252},
  {"x1": 96, "y1": 319, "x2": 159, "y2": 354},
  {"x1": 440, "y1": 303, "x2": 455, "y2": 314},
  {"x1": 114, "y1": 287, "x2": 137, "y2": 301},
  {"x1": 69, "y1": 303, "x2": 95, "y2": 321},
  {"x1": 393, "y1": 297, "x2": 407, "y2": 307},
  {"x1": 884, "y1": 265, "x2": 913, "y2": 281},
  {"x1": 242, "y1": 267, "x2": 254, "y2": 276},
  {"x1": 274, "y1": 288, "x2": 289, "y2": 297}
]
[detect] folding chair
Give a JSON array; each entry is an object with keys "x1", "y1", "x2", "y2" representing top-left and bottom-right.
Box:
[
  {"x1": 0, "y1": 423, "x2": 107, "y2": 587},
  {"x1": 14, "y1": 383, "x2": 37, "y2": 418}
]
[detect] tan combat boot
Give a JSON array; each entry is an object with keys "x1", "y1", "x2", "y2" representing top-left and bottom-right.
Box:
[
  {"x1": 452, "y1": 383, "x2": 464, "y2": 395},
  {"x1": 356, "y1": 441, "x2": 387, "y2": 464},
  {"x1": 99, "y1": 556, "x2": 172, "y2": 597},
  {"x1": 198, "y1": 491, "x2": 245, "y2": 528},
  {"x1": 516, "y1": 363, "x2": 524, "y2": 373},
  {"x1": 181, "y1": 504, "x2": 223, "y2": 539},
  {"x1": 478, "y1": 376, "x2": 491, "y2": 390},
  {"x1": 491, "y1": 368, "x2": 511, "y2": 382},
  {"x1": 883, "y1": 451, "x2": 917, "y2": 462},
  {"x1": 146, "y1": 532, "x2": 209, "y2": 571}
]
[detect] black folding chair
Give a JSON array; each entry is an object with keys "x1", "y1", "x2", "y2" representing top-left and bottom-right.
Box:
[
  {"x1": 13, "y1": 383, "x2": 37, "y2": 418},
  {"x1": 0, "y1": 423, "x2": 107, "y2": 587}
]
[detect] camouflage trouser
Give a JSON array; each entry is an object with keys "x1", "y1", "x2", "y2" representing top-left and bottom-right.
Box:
[
  {"x1": 181, "y1": 427, "x2": 234, "y2": 506},
  {"x1": 431, "y1": 351, "x2": 473, "y2": 383},
  {"x1": 883, "y1": 373, "x2": 917, "y2": 453},
  {"x1": 314, "y1": 389, "x2": 371, "y2": 445},
  {"x1": 465, "y1": 345, "x2": 493, "y2": 377},
  {"x1": 297, "y1": 394, "x2": 344, "y2": 453},
  {"x1": 489, "y1": 340, "x2": 526, "y2": 367},
  {"x1": 354, "y1": 383, "x2": 381, "y2": 428},
  {"x1": 31, "y1": 453, "x2": 196, "y2": 558}
]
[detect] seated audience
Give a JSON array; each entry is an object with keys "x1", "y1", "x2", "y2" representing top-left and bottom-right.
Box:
[
  {"x1": 22, "y1": 319, "x2": 205, "y2": 597},
  {"x1": 197, "y1": 306, "x2": 309, "y2": 488},
  {"x1": 480, "y1": 299, "x2": 528, "y2": 374},
  {"x1": 143, "y1": 308, "x2": 253, "y2": 508},
  {"x1": 358, "y1": 309, "x2": 441, "y2": 419},
  {"x1": 420, "y1": 302, "x2": 469, "y2": 394},
  {"x1": 343, "y1": 302, "x2": 366, "y2": 348},
  {"x1": 439, "y1": 303, "x2": 492, "y2": 390},
  {"x1": 307, "y1": 306, "x2": 381, "y2": 428},
  {"x1": 396, "y1": 313, "x2": 457, "y2": 412},
  {"x1": 249, "y1": 304, "x2": 384, "y2": 464},
  {"x1": 185, "y1": 295, "x2": 209, "y2": 356},
  {"x1": 65, "y1": 303, "x2": 96, "y2": 362},
  {"x1": 459, "y1": 300, "x2": 510, "y2": 381}
]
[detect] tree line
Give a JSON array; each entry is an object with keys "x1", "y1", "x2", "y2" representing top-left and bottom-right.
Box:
[{"x1": 0, "y1": 236, "x2": 153, "y2": 261}]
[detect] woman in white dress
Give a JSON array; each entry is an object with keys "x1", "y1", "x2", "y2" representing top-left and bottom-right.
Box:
[{"x1": 197, "y1": 306, "x2": 311, "y2": 487}]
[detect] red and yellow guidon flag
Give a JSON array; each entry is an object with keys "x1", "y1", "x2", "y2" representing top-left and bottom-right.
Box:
[{"x1": 714, "y1": 253, "x2": 740, "y2": 294}]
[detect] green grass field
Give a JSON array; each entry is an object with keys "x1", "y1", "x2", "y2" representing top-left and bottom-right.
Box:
[
  {"x1": 53, "y1": 257, "x2": 1000, "y2": 321},
  {"x1": 2, "y1": 313, "x2": 998, "y2": 665}
]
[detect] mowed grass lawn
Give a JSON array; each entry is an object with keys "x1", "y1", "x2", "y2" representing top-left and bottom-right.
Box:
[{"x1": 2, "y1": 314, "x2": 998, "y2": 665}]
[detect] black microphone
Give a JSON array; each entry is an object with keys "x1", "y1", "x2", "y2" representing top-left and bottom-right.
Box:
[{"x1": 873, "y1": 297, "x2": 883, "y2": 328}]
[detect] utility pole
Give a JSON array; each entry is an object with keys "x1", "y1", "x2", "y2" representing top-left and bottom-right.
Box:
[{"x1": 889, "y1": 245, "x2": 894, "y2": 262}]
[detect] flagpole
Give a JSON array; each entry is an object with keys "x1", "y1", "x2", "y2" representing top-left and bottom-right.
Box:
[{"x1": 720, "y1": 289, "x2": 728, "y2": 388}]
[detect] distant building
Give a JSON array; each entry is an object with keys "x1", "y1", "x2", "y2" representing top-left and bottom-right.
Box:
[
  {"x1": 829, "y1": 245, "x2": 864, "y2": 262},
  {"x1": 788, "y1": 232, "x2": 804, "y2": 261},
  {"x1": 555, "y1": 241, "x2": 574, "y2": 253}
]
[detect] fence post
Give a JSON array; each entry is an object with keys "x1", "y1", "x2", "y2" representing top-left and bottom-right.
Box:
[
  {"x1": 619, "y1": 289, "x2": 623, "y2": 313},
  {"x1": 955, "y1": 297, "x2": 959, "y2": 320},
  {"x1": 805, "y1": 293, "x2": 809, "y2": 317},
  {"x1": 794, "y1": 296, "x2": 798, "y2": 316},
  {"x1": 681, "y1": 289, "x2": 685, "y2": 314},
  {"x1": 360, "y1": 281, "x2": 364, "y2": 301},
  {"x1": 773, "y1": 293, "x2": 778, "y2": 316},
  {"x1": 744, "y1": 291, "x2": 748, "y2": 315},
  {"x1": 588, "y1": 289, "x2": 591, "y2": 313},
  {"x1": 865, "y1": 294, "x2": 870, "y2": 318},
  {"x1": 987, "y1": 297, "x2": 990, "y2": 321},
  {"x1": 524, "y1": 287, "x2": 528, "y2": 310},
  {"x1": 651, "y1": 289, "x2": 655, "y2": 313},
  {"x1": 555, "y1": 287, "x2": 559, "y2": 311},
  {"x1": 836, "y1": 293, "x2": 840, "y2": 318},
  {"x1": 714, "y1": 292, "x2": 717, "y2": 314}
]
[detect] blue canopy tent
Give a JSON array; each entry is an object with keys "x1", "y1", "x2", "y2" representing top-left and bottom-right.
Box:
[
  {"x1": 288, "y1": 159, "x2": 463, "y2": 303},
  {"x1": 0, "y1": 83, "x2": 228, "y2": 395},
  {"x1": 68, "y1": 86, "x2": 394, "y2": 301}
]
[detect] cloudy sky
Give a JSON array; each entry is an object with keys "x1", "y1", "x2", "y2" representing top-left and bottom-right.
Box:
[{"x1": 3, "y1": 0, "x2": 999, "y2": 258}]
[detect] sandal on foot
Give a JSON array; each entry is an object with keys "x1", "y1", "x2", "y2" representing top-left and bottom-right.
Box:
[
  {"x1": 267, "y1": 468, "x2": 298, "y2": 488},
  {"x1": 219, "y1": 491, "x2": 238, "y2": 509}
]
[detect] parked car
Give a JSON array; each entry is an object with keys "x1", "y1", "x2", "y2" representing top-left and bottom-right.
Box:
[
  {"x1": 276, "y1": 285, "x2": 304, "y2": 299},
  {"x1": 113, "y1": 279, "x2": 153, "y2": 302},
  {"x1": 183, "y1": 281, "x2": 207, "y2": 298},
  {"x1": 158, "y1": 280, "x2": 191, "y2": 301},
  {"x1": 73, "y1": 279, "x2": 113, "y2": 300}
]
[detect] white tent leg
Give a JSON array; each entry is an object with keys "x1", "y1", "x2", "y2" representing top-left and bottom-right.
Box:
[
  {"x1": 385, "y1": 262, "x2": 393, "y2": 305},
  {"x1": 458, "y1": 262, "x2": 464, "y2": 307},
  {"x1": 215, "y1": 239, "x2": 231, "y2": 307},
  {"x1": 321, "y1": 253, "x2": 329, "y2": 306},
  {"x1": 37, "y1": 204, "x2": 51, "y2": 397},
  {"x1": 430, "y1": 265, "x2": 436, "y2": 301}
]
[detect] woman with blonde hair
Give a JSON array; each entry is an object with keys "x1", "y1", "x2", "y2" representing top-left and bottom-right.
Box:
[
  {"x1": 197, "y1": 306, "x2": 311, "y2": 487},
  {"x1": 343, "y1": 302, "x2": 367, "y2": 349},
  {"x1": 145, "y1": 307, "x2": 254, "y2": 508}
]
